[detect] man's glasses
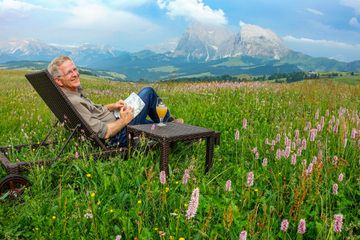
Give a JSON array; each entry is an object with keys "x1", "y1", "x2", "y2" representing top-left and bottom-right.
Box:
[{"x1": 57, "y1": 67, "x2": 78, "y2": 78}]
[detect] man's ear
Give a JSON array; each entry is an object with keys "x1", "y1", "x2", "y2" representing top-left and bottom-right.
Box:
[{"x1": 54, "y1": 77, "x2": 63, "y2": 87}]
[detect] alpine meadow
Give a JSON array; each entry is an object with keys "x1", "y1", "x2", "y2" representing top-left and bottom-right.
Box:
[{"x1": 0, "y1": 69, "x2": 359, "y2": 239}]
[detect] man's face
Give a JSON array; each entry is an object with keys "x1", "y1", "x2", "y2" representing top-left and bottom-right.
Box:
[{"x1": 55, "y1": 60, "x2": 80, "y2": 91}]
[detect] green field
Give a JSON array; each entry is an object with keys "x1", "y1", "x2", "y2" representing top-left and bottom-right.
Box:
[{"x1": 0, "y1": 69, "x2": 359, "y2": 239}]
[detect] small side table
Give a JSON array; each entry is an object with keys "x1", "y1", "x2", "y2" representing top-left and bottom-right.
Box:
[{"x1": 127, "y1": 123, "x2": 220, "y2": 175}]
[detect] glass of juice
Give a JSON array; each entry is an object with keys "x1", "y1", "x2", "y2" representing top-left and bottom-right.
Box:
[{"x1": 156, "y1": 98, "x2": 168, "y2": 126}]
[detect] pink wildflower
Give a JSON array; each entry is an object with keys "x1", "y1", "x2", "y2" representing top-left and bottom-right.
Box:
[
  {"x1": 280, "y1": 219, "x2": 289, "y2": 232},
  {"x1": 239, "y1": 230, "x2": 247, "y2": 240},
  {"x1": 262, "y1": 158, "x2": 268, "y2": 167},
  {"x1": 351, "y1": 128, "x2": 357, "y2": 139},
  {"x1": 159, "y1": 170, "x2": 166, "y2": 185},
  {"x1": 309, "y1": 128, "x2": 317, "y2": 141},
  {"x1": 285, "y1": 146, "x2": 291, "y2": 158},
  {"x1": 315, "y1": 109, "x2": 319, "y2": 120},
  {"x1": 186, "y1": 188, "x2": 200, "y2": 219},
  {"x1": 338, "y1": 173, "x2": 344, "y2": 182},
  {"x1": 333, "y1": 155, "x2": 338, "y2": 165},
  {"x1": 151, "y1": 124, "x2": 156, "y2": 131},
  {"x1": 291, "y1": 154, "x2": 297, "y2": 165},
  {"x1": 333, "y1": 123, "x2": 339, "y2": 134},
  {"x1": 75, "y1": 151, "x2": 79, "y2": 159},
  {"x1": 302, "y1": 138, "x2": 307, "y2": 150},
  {"x1": 276, "y1": 133, "x2": 281, "y2": 143},
  {"x1": 325, "y1": 109, "x2": 329, "y2": 117},
  {"x1": 225, "y1": 180, "x2": 232, "y2": 192},
  {"x1": 242, "y1": 118, "x2": 247, "y2": 129},
  {"x1": 246, "y1": 171, "x2": 254, "y2": 187},
  {"x1": 306, "y1": 163, "x2": 313, "y2": 176},
  {"x1": 182, "y1": 169, "x2": 190, "y2": 185},
  {"x1": 235, "y1": 129, "x2": 240, "y2": 141},
  {"x1": 255, "y1": 152, "x2": 259, "y2": 160},
  {"x1": 297, "y1": 147, "x2": 302, "y2": 156},
  {"x1": 334, "y1": 214, "x2": 344, "y2": 233},
  {"x1": 297, "y1": 219, "x2": 306, "y2": 234},
  {"x1": 332, "y1": 183, "x2": 338, "y2": 195},
  {"x1": 115, "y1": 235, "x2": 122, "y2": 240},
  {"x1": 294, "y1": 129, "x2": 299, "y2": 139}
]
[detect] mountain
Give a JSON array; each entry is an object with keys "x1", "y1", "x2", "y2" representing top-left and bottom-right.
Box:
[
  {"x1": 173, "y1": 22, "x2": 234, "y2": 61},
  {"x1": 217, "y1": 23, "x2": 289, "y2": 59},
  {"x1": 0, "y1": 23, "x2": 359, "y2": 81}
]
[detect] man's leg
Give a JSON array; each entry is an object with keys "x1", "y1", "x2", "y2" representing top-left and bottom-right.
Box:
[{"x1": 130, "y1": 87, "x2": 170, "y2": 125}]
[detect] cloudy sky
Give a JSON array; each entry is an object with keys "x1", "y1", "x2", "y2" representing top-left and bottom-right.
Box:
[{"x1": 1, "y1": 0, "x2": 360, "y2": 62}]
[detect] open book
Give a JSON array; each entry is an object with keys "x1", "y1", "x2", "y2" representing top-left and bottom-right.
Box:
[{"x1": 114, "y1": 92, "x2": 145, "y2": 119}]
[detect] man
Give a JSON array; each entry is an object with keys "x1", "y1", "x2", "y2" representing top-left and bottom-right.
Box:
[{"x1": 47, "y1": 55, "x2": 182, "y2": 146}]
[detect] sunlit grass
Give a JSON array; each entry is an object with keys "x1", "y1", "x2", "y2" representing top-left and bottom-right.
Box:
[{"x1": 0, "y1": 69, "x2": 359, "y2": 239}]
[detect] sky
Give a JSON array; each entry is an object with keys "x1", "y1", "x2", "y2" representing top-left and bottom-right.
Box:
[{"x1": 1, "y1": 0, "x2": 360, "y2": 62}]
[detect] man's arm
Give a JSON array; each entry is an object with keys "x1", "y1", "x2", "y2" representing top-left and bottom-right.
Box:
[
  {"x1": 105, "y1": 100, "x2": 126, "y2": 111},
  {"x1": 104, "y1": 106, "x2": 134, "y2": 139}
]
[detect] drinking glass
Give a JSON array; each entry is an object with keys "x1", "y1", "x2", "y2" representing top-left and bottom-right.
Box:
[{"x1": 156, "y1": 98, "x2": 168, "y2": 126}]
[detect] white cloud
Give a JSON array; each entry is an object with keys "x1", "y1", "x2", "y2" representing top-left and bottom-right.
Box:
[
  {"x1": 283, "y1": 35, "x2": 360, "y2": 50},
  {"x1": 349, "y1": 16, "x2": 360, "y2": 27},
  {"x1": 306, "y1": 8, "x2": 323, "y2": 16},
  {"x1": 157, "y1": 0, "x2": 227, "y2": 25},
  {"x1": 0, "y1": 0, "x2": 39, "y2": 11},
  {"x1": 340, "y1": 0, "x2": 360, "y2": 14},
  {"x1": 62, "y1": 1, "x2": 157, "y2": 33}
]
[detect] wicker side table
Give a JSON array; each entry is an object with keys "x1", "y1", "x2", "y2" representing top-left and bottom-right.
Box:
[{"x1": 127, "y1": 123, "x2": 220, "y2": 175}]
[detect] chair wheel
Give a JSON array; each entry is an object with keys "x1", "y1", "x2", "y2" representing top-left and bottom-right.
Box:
[{"x1": 0, "y1": 174, "x2": 31, "y2": 200}]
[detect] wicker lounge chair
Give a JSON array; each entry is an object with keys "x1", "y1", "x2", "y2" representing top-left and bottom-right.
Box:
[{"x1": 0, "y1": 70, "x2": 126, "y2": 199}]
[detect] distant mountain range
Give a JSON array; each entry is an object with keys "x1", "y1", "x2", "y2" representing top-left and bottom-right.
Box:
[{"x1": 1, "y1": 22, "x2": 359, "y2": 81}]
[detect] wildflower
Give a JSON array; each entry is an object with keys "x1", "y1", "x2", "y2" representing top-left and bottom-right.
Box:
[
  {"x1": 297, "y1": 219, "x2": 306, "y2": 234},
  {"x1": 158, "y1": 230, "x2": 166, "y2": 237},
  {"x1": 291, "y1": 154, "x2": 297, "y2": 165},
  {"x1": 315, "y1": 109, "x2": 319, "y2": 120},
  {"x1": 86, "y1": 173, "x2": 91, "y2": 178},
  {"x1": 137, "y1": 200, "x2": 142, "y2": 204},
  {"x1": 302, "y1": 138, "x2": 307, "y2": 150},
  {"x1": 115, "y1": 235, "x2": 122, "y2": 240},
  {"x1": 338, "y1": 173, "x2": 344, "y2": 182},
  {"x1": 280, "y1": 219, "x2": 289, "y2": 232},
  {"x1": 326, "y1": 109, "x2": 329, "y2": 117},
  {"x1": 333, "y1": 123, "x2": 339, "y2": 134},
  {"x1": 334, "y1": 214, "x2": 344, "y2": 233},
  {"x1": 351, "y1": 128, "x2": 357, "y2": 139},
  {"x1": 182, "y1": 169, "x2": 190, "y2": 185},
  {"x1": 52, "y1": 215, "x2": 56, "y2": 220},
  {"x1": 185, "y1": 188, "x2": 200, "y2": 220},
  {"x1": 306, "y1": 122, "x2": 311, "y2": 131},
  {"x1": 306, "y1": 163, "x2": 313, "y2": 176},
  {"x1": 332, "y1": 183, "x2": 338, "y2": 195},
  {"x1": 246, "y1": 171, "x2": 254, "y2": 187},
  {"x1": 254, "y1": 188, "x2": 258, "y2": 192},
  {"x1": 255, "y1": 151, "x2": 259, "y2": 160},
  {"x1": 284, "y1": 146, "x2": 290, "y2": 158},
  {"x1": 84, "y1": 209, "x2": 93, "y2": 219},
  {"x1": 165, "y1": 187, "x2": 169, "y2": 193},
  {"x1": 309, "y1": 128, "x2": 317, "y2": 141},
  {"x1": 179, "y1": 238, "x2": 185, "y2": 240},
  {"x1": 160, "y1": 170, "x2": 166, "y2": 185},
  {"x1": 151, "y1": 124, "x2": 156, "y2": 131},
  {"x1": 239, "y1": 230, "x2": 247, "y2": 240},
  {"x1": 297, "y1": 148, "x2": 302, "y2": 156},
  {"x1": 91, "y1": 192, "x2": 95, "y2": 198},
  {"x1": 235, "y1": 129, "x2": 240, "y2": 141},
  {"x1": 242, "y1": 118, "x2": 247, "y2": 129},
  {"x1": 75, "y1": 151, "x2": 79, "y2": 159},
  {"x1": 225, "y1": 180, "x2": 231, "y2": 192},
  {"x1": 333, "y1": 155, "x2": 338, "y2": 165},
  {"x1": 294, "y1": 129, "x2": 299, "y2": 139},
  {"x1": 262, "y1": 158, "x2": 268, "y2": 167}
]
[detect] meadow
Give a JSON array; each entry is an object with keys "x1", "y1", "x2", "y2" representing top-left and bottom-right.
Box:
[{"x1": 0, "y1": 69, "x2": 359, "y2": 239}]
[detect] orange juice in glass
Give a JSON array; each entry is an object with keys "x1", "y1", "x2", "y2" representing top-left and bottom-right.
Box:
[{"x1": 156, "y1": 98, "x2": 168, "y2": 126}]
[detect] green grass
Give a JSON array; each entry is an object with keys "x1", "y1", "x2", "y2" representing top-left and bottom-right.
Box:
[{"x1": 0, "y1": 70, "x2": 359, "y2": 239}]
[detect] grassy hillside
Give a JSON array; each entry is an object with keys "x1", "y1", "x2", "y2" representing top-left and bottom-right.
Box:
[{"x1": 0, "y1": 69, "x2": 359, "y2": 239}]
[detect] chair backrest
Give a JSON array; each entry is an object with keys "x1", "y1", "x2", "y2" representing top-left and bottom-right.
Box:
[{"x1": 25, "y1": 70, "x2": 107, "y2": 150}]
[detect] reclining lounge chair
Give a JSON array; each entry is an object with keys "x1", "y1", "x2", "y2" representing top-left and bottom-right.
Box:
[{"x1": 0, "y1": 70, "x2": 127, "y2": 199}]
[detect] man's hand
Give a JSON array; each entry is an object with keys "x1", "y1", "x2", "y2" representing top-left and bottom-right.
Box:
[
  {"x1": 120, "y1": 105, "x2": 134, "y2": 124},
  {"x1": 106, "y1": 100, "x2": 126, "y2": 111}
]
